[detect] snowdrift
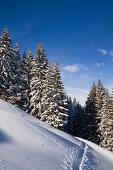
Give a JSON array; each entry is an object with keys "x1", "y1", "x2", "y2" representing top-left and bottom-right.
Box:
[{"x1": 0, "y1": 99, "x2": 113, "y2": 170}]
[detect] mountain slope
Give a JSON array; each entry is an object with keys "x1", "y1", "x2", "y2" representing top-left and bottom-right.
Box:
[{"x1": 0, "y1": 100, "x2": 113, "y2": 170}]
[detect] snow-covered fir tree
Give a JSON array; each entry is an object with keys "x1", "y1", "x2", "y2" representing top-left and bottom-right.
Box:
[
  {"x1": 41, "y1": 62, "x2": 56, "y2": 125},
  {"x1": 108, "y1": 92, "x2": 113, "y2": 151},
  {"x1": 85, "y1": 82, "x2": 97, "y2": 114},
  {"x1": 99, "y1": 89, "x2": 113, "y2": 151},
  {"x1": 0, "y1": 29, "x2": 22, "y2": 107},
  {"x1": 29, "y1": 43, "x2": 48, "y2": 117},
  {"x1": 96, "y1": 80, "x2": 105, "y2": 112},
  {"x1": 67, "y1": 96, "x2": 76, "y2": 134},
  {"x1": 20, "y1": 51, "x2": 31, "y2": 112},
  {"x1": 9, "y1": 42, "x2": 23, "y2": 108},
  {"x1": 84, "y1": 82, "x2": 98, "y2": 142},
  {"x1": 95, "y1": 80, "x2": 106, "y2": 144},
  {"x1": 53, "y1": 60, "x2": 68, "y2": 130},
  {"x1": 0, "y1": 29, "x2": 112, "y2": 151},
  {"x1": 74, "y1": 102, "x2": 85, "y2": 137},
  {"x1": 0, "y1": 28, "x2": 13, "y2": 101},
  {"x1": 26, "y1": 51, "x2": 34, "y2": 112}
]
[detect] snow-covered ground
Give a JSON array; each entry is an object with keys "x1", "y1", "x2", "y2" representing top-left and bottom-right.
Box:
[{"x1": 0, "y1": 100, "x2": 113, "y2": 170}]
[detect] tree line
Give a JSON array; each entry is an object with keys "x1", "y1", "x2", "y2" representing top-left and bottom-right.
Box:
[{"x1": 0, "y1": 29, "x2": 112, "y2": 151}]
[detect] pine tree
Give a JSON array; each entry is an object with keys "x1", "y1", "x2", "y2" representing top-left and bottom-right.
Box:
[
  {"x1": 85, "y1": 82, "x2": 97, "y2": 114},
  {"x1": 53, "y1": 60, "x2": 68, "y2": 130},
  {"x1": 73, "y1": 98, "x2": 77, "y2": 107},
  {"x1": 74, "y1": 102, "x2": 85, "y2": 137},
  {"x1": 99, "y1": 89, "x2": 113, "y2": 151},
  {"x1": 27, "y1": 51, "x2": 34, "y2": 112},
  {"x1": 29, "y1": 43, "x2": 48, "y2": 118},
  {"x1": 0, "y1": 28, "x2": 12, "y2": 46},
  {"x1": 41, "y1": 62, "x2": 56, "y2": 125},
  {"x1": 67, "y1": 96, "x2": 76, "y2": 134},
  {"x1": 83, "y1": 82, "x2": 97, "y2": 141},
  {"x1": 0, "y1": 29, "x2": 15, "y2": 102},
  {"x1": 9, "y1": 42, "x2": 23, "y2": 108},
  {"x1": 95, "y1": 80, "x2": 106, "y2": 144},
  {"x1": 108, "y1": 93, "x2": 113, "y2": 151},
  {"x1": 20, "y1": 51, "x2": 31, "y2": 112},
  {"x1": 96, "y1": 80, "x2": 105, "y2": 112}
]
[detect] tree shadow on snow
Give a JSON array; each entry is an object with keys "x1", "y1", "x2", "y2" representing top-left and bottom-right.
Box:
[
  {"x1": 0, "y1": 129, "x2": 12, "y2": 143},
  {"x1": 28, "y1": 120, "x2": 99, "y2": 169}
]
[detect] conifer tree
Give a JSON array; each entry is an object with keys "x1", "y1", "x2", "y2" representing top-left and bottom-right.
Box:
[
  {"x1": 84, "y1": 82, "x2": 98, "y2": 141},
  {"x1": 67, "y1": 96, "x2": 76, "y2": 134},
  {"x1": 27, "y1": 51, "x2": 34, "y2": 112},
  {"x1": 74, "y1": 102, "x2": 85, "y2": 137},
  {"x1": 20, "y1": 51, "x2": 30, "y2": 112},
  {"x1": 99, "y1": 89, "x2": 113, "y2": 151},
  {"x1": 85, "y1": 82, "x2": 97, "y2": 114},
  {"x1": 41, "y1": 62, "x2": 56, "y2": 125},
  {"x1": 95, "y1": 80, "x2": 106, "y2": 144},
  {"x1": 0, "y1": 28, "x2": 12, "y2": 46},
  {"x1": 29, "y1": 44, "x2": 48, "y2": 118},
  {"x1": 0, "y1": 29, "x2": 17, "y2": 103},
  {"x1": 9, "y1": 42, "x2": 23, "y2": 107},
  {"x1": 73, "y1": 98, "x2": 77, "y2": 107},
  {"x1": 53, "y1": 60, "x2": 68, "y2": 130},
  {"x1": 96, "y1": 80, "x2": 105, "y2": 112},
  {"x1": 107, "y1": 93, "x2": 113, "y2": 151}
]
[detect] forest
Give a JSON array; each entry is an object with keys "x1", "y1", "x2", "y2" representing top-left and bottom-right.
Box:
[{"x1": 0, "y1": 28, "x2": 113, "y2": 151}]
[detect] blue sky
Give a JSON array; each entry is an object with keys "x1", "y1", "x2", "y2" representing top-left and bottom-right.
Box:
[{"x1": 0, "y1": 0, "x2": 113, "y2": 105}]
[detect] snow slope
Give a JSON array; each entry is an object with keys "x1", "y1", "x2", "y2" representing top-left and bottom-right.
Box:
[{"x1": 0, "y1": 100, "x2": 113, "y2": 170}]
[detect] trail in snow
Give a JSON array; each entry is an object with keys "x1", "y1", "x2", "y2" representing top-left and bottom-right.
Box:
[
  {"x1": 79, "y1": 144, "x2": 88, "y2": 170},
  {"x1": 0, "y1": 100, "x2": 113, "y2": 170},
  {"x1": 11, "y1": 104, "x2": 78, "y2": 170}
]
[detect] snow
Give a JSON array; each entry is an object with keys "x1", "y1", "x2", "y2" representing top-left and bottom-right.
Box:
[{"x1": 0, "y1": 99, "x2": 113, "y2": 170}]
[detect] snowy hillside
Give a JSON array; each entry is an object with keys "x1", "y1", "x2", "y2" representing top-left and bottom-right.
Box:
[{"x1": 0, "y1": 100, "x2": 113, "y2": 170}]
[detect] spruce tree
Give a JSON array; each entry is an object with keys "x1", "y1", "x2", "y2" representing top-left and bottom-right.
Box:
[
  {"x1": 85, "y1": 82, "x2": 97, "y2": 114},
  {"x1": 27, "y1": 51, "x2": 34, "y2": 112},
  {"x1": 99, "y1": 89, "x2": 113, "y2": 151},
  {"x1": 67, "y1": 96, "x2": 76, "y2": 134},
  {"x1": 74, "y1": 102, "x2": 85, "y2": 137},
  {"x1": 96, "y1": 80, "x2": 105, "y2": 112},
  {"x1": 9, "y1": 42, "x2": 23, "y2": 108},
  {"x1": 95, "y1": 80, "x2": 106, "y2": 144},
  {"x1": 21, "y1": 51, "x2": 30, "y2": 112},
  {"x1": 84, "y1": 82, "x2": 97, "y2": 141},
  {"x1": 0, "y1": 29, "x2": 16, "y2": 103},
  {"x1": 53, "y1": 60, "x2": 68, "y2": 130},
  {"x1": 108, "y1": 93, "x2": 113, "y2": 151},
  {"x1": 41, "y1": 62, "x2": 56, "y2": 125},
  {"x1": 73, "y1": 98, "x2": 77, "y2": 107},
  {"x1": 29, "y1": 43, "x2": 48, "y2": 118},
  {"x1": 0, "y1": 28, "x2": 12, "y2": 46}
]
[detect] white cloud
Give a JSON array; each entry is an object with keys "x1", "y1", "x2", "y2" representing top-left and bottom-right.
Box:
[
  {"x1": 62, "y1": 64, "x2": 79, "y2": 72},
  {"x1": 95, "y1": 63, "x2": 105, "y2": 67},
  {"x1": 109, "y1": 51, "x2": 113, "y2": 56},
  {"x1": 62, "y1": 64, "x2": 88, "y2": 72},
  {"x1": 65, "y1": 86, "x2": 89, "y2": 106},
  {"x1": 97, "y1": 49, "x2": 107, "y2": 55},
  {"x1": 93, "y1": 46, "x2": 113, "y2": 56},
  {"x1": 99, "y1": 72, "x2": 104, "y2": 75}
]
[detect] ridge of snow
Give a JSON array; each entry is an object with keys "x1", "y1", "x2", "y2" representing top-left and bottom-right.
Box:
[
  {"x1": 77, "y1": 137, "x2": 113, "y2": 164},
  {"x1": 0, "y1": 99, "x2": 113, "y2": 170},
  {"x1": 79, "y1": 144, "x2": 88, "y2": 170}
]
